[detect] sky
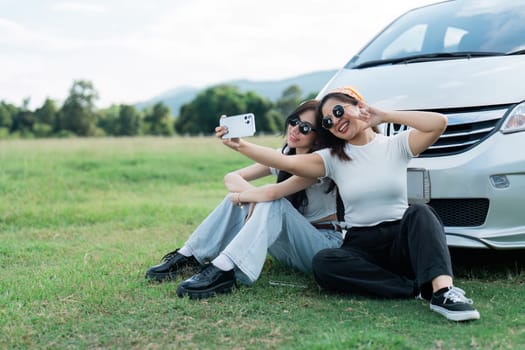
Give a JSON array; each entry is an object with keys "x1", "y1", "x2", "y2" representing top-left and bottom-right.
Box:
[{"x1": 0, "y1": 0, "x2": 438, "y2": 109}]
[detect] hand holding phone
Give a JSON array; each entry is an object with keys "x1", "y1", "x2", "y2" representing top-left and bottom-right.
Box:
[{"x1": 220, "y1": 113, "x2": 256, "y2": 139}]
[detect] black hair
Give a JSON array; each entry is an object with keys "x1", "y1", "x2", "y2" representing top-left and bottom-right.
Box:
[
  {"x1": 276, "y1": 100, "x2": 338, "y2": 213},
  {"x1": 317, "y1": 92, "x2": 380, "y2": 162}
]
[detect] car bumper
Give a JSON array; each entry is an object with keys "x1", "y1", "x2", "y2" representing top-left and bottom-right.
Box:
[{"x1": 409, "y1": 130, "x2": 525, "y2": 249}]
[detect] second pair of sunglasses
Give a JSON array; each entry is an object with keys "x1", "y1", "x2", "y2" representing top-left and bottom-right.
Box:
[{"x1": 288, "y1": 117, "x2": 316, "y2": 135}]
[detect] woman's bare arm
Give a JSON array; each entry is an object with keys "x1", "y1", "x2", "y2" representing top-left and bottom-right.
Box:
[
  {"x1": 385, "y1": 110, "x2": 447, "y2": 156},
  {"x1": 230, "y1": 175, "x2": 317, "y2": 204},
  {"x1": 358, "y1": 102, "x2": 447, "y2": 156},
  {"x1": 216, "y1": 125, "x2": 326, "y2": 178},
  {"x1": 223, "y1": 163, "x2": 271, "y2": 193}
]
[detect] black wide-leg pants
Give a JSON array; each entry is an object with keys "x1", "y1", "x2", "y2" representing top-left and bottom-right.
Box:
[{"x1": 312, "y1": 204, "x2": 453, "y2": 299}]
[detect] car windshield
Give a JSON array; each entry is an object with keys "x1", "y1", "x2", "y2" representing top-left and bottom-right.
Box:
[{"x1": 347, "y1": 0, "x2": 525, "y2": 69}]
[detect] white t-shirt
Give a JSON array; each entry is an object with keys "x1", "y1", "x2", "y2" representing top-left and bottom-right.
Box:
[
  {"x1": 302, "y1": 178, "x2": 337, "y2": 222},
  {"x1": 316, "y1": 131, "x2": 413, "y2": 227},
  {"x1": 270, "y1": 149, "x2": 337, "y2": 222}
]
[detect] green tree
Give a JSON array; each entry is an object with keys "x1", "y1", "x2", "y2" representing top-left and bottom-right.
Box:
[
  {"x1": 175, "y1": 85, "x2": 245, "y2": 135},
  {"x1": 97, "y1": 104, "x2": 120, "y2": 135},
  {"x1": 244, "y1": 91, "x2": 279, "y2": 133},
  {"x1": 275, "y1": 84, "x2": 303, "y2": 117},
  {"x1": 35, "y1": 99, "x2": 58, "y2": 125},
  {"x1": 34, "y1": 98, "x2": 59, "y2": 136},
  {"x1": 0, "y1": 102, "x2": 13, "y2": 130},
  {"x1": 175, "y1": 85, "x2": 278, "y2": 135},
  {"x1": 265, "y1": 109, "x2": 286, "y2": 134},
  {"x1": 10, "y1": 98, "x2": 35, "y2": 136},
  {"x1": 59, "y1": 80, "x2": 99, "y2": 136},
  {"x1": 144, "y1": 102, "x2": 173, "y2": 136},
  {"x1": 116, "y1": 104, "x2": 141, "y2": 136}
]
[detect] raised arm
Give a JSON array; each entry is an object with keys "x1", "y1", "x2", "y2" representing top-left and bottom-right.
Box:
[
  {"x1": 216, "y1": 125, "x2": 326, "y2": 178},
  {"x1": 237, "y1": 139, "x2": 325, "y2": 178},
  {"x1": 389, "y1": 110, "x2": 447, "y2": 156},
  {"x1": 359, "y1": 102, "x2": 448, "y2": 156}
]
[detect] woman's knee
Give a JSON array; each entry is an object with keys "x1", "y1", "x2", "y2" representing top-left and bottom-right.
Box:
[
  {"x1": 405, "y1": 203, "x2": 442, "y2": 224},
  {"x1": 312, "y1": 247, "x2": 355, "y2": 273},
  {"x1": 312, "y1": 248, "x2": 335, "y2": 271},
  {"x1": 406, "y1": 203, "x2": 430, "y2": 215}
]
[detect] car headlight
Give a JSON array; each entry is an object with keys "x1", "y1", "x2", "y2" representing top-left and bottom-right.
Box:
[{"x1": 501, "y1": 101, "x2": 525, "y2": 134}]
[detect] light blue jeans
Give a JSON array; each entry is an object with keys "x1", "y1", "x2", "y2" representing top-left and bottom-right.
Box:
[{"x1": 185, "y1": 196, "x2": 343, "y2": 285}]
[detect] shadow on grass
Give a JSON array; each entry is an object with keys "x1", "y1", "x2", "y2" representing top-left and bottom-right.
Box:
[{"x1": 450, "y1": 247, "x2": 525, "y2": 280}]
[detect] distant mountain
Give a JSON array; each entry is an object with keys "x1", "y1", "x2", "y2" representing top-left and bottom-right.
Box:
[
  {"x1": 134, "y1": 86, "x2": 200, "y2": 114},
  {"x1": 135, "y1": 69, "x2": 338, "y2": 116}
]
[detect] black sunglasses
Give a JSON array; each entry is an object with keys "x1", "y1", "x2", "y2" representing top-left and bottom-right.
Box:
[
  {"x1": 288, "y1": 117, "x2": 316, "y2": 135},
  {"x1": 322, "y1": 101, "x2": 358, "y2": 129}
]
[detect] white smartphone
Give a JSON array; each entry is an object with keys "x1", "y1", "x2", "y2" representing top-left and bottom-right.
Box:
[{"x1": 220, "y1": 113, "x2": 256, "y2": 139}]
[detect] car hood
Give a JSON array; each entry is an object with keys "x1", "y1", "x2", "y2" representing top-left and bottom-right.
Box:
[{"x1": 321, "y1": 55, "x2": 525, "y2": 110}]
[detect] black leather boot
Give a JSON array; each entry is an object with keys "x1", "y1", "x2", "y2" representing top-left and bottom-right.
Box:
[
  {"x1": 145, "y1": 249, "x2": 200, "y2": 282},
  {"x1": 176, "y1": 265, "x2": 235, "y2": 299}
]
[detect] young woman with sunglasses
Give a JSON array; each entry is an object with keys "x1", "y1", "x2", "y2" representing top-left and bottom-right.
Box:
[
  {"x1": 216, "y1": 87, "x2": 480, "y2": 322},
  {"x1": 145, "y1": 100, "x2": 343, "y2": 299}
]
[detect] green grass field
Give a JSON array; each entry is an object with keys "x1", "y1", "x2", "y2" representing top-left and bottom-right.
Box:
[{"x1": 1, "y1": 137, "x2": 525, "y2": 349}]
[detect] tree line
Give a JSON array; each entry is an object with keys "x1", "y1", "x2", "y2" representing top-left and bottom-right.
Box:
[{"x1": 0, "y1": 80, "x2": 315, "y2": 138}]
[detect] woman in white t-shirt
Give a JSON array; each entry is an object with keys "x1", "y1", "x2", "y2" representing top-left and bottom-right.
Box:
[
  {"x1": 145, "y1": 100, "x2": 343, "y2": 299},
  {"x1": 216, "y1": 87, "x2": 480, "y2": 322}
]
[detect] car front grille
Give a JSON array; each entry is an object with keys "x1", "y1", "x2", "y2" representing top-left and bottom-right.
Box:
[
  {"x1": 423, "y1": 119, "x2": 500, "y2": 157},
  {"x1": 428, "y1": 198, "x2": 489, "y2": 227},
  {"x1": 385, "y1": 106, "x2": 508, "y2": 157}
]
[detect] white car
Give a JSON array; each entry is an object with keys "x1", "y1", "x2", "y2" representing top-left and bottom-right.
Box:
[{"x1": 319, "y1": 0, "x2": 525, "y2": 249}]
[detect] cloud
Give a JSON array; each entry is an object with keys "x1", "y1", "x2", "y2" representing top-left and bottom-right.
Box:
[
  {"x1": 1, "y1": 0, "x2": 439, "y2": 108},
  {"x1": 0, "y1": 17, "x2": 24, "y2": 32},
  {"x1": 0, "y1": 17, "x2": 30, "y2": 42},
  {"x1": 52, "y1": 2, "x2": 106, "y2": 14},
  {"x1": 0, "y1": 17, "x2": 86, "y2": 51}
]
